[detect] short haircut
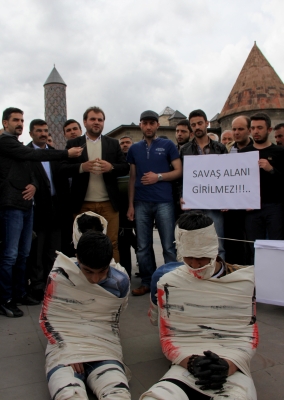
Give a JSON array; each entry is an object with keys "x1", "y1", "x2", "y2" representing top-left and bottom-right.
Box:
[
  {"x1": 274, "y1": 123, "x2": 284, "y2": 130},
  {"x1": 176, "y1": 211, "x2": 213, "y2": 231},
  {"x1": 63, "y1": 119, "x2": 82, "y2": 132},
  {"x1": 221, "y1": 130, "x2": 233, "y2": 139},
  {"x1": 189, "y1": 109, "x2": 207, "y2": 122},
  {"x1": 251, "y1": 112, "x2": 271, "y2": 129},
  {"x1": 77, "y1": 231, "x2": 113, "y2": 270},
  {"x1": 176, "y1": 119, "x2": 191, "y2": 131},
  {"x1": 29, "y1": 119, "x2": 47, "y2": 132},
  {"x1": 232, "y1": 115, "x2": 251, "y2": 129},
  {"x1": 119, "y1": 135, "x2": 133, "y2": 143},
  {"x1": 77, "y1": 214, "x2": 104, "y2": 234},
  {"x1": 83, "y1": 106, "x2": 105, "y2": 121},
  {"x1": 48, "y1": 133, "x2": 52, "y2": 137},
  {"x1": 2, "y1": 107, "x2": 23, "y2": 123}
]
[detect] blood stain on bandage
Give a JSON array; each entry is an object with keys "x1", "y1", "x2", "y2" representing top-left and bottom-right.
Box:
[
  {"x1": 252, "y1": 323, "x2": 259, "y2": 349},
  {"x1": 158, "y1": 288, "x2": 180, "y2": 360},
  {"x1": 40, "y1": 277, "x2": 64, "y2": 346}
]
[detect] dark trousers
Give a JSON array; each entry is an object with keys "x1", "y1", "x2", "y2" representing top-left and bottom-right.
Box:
[
  {"x1": 224, "y1": 210, "x2": 249, "y2": 265},
  {"x1": 118, "y1": 227, "x2": 137, "y2": 278},
  {"x1": 245, "y1": 203, "x2": 284, "y2": 264},
  {"x1": 27, "y1": 226, "x2": 61, "y2": 292}
]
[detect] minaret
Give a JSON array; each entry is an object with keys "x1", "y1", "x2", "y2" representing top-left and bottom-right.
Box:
[{"x1": 44, "y1": 66, "x2": 67, "y2": 149}]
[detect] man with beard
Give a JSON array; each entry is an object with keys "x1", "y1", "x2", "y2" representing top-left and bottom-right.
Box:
[
  {"x1": 26, "y1": 119, "x2": 70, "y2": 300},
  {"x1": 142, "y1": 212, "x2": 258, "y2": 400},
  {"x1": 175, "y1": 119, "x2": 192, "y2": 152},
  {"x1": 274, "y1": 123, "x2": 284, "y2": 146},
  {"x1": 179, "y1": 109, "x2": 227, "y2": 260},
  {"x1": 60, "y1": 106, "x2": 129, "y2": 262},
  {"x1": 0, "y1": 108, "x2": 82, "y2": 318},
  {"x1": 241, "y1": 112, "x2": 284, "y2": 263},
  {"x1": 127, "y1": 110, "x2": 182, "y2": 295}
]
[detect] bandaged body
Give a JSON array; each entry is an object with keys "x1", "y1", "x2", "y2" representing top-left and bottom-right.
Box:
[
  {"x1": 144, "y1": 263, "x2": 258, "y2": 400},
  {"x1": 40, "y1": 252, "x2": 130, "y2": 399}
]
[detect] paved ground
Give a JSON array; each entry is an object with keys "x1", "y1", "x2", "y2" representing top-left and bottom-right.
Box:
[{"x1": 1, "y1": 231, "x2": 284, "y2": 399}]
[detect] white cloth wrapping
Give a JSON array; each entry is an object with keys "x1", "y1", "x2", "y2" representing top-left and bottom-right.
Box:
[
  {"x1": 175, "y1": 223, "x2": 218, "y2": 259},
  {"x1": 39, "y1": 252, "x2": 130, "y2": 382},
  {"x1": 151, "y1": 264, "x2": 258, "y2": 399},
  {"x1": 72, "y1": 211, "x2": 107, "y2": 249}
]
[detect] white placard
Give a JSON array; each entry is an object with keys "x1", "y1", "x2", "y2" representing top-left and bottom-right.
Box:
[
  {"x1": 182, "y1": 152, "x2": 260, "y2": 209},
  {"x1": 255, "y1": 240, "x2": 284, "y2": 306}
]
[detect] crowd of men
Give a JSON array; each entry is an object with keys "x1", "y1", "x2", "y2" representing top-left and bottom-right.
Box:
[{"x1": 0, "y1": 105, "x2": 283, "y2": 399}]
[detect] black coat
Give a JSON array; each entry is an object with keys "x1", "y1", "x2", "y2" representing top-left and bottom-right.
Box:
[
  {"x1": 26, "y1": 142, "x2": 71, "y2": 228},
  {"x1": 0, "y1": 133, "x2": 69, "y2": 211},
  {"x1": 60, "y1": 135, "x2": 129, "y2": 213}
]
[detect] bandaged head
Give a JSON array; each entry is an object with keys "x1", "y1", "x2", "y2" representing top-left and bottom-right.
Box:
[
  {"x1": 73, "y1": 212, "x2": 108, "y2": 249},
  {"x1": 174, "y1": 222, "x2": 219, "y2": 279}
]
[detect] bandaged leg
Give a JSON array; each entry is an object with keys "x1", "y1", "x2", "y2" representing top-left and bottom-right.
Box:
[
  {"x1": 47, "y1": 365, "x2": 88, "y2": 400},
  {"x1": 86, "y1": 361, "x2": 130, "y2": 399},
  {"x1": 140, "y1": 379, "x2": 190, "y2": 400}
]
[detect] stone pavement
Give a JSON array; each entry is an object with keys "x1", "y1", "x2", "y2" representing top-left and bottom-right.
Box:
[{"x1": 0, "y1": 231, "x2": 284, "y2": 399}]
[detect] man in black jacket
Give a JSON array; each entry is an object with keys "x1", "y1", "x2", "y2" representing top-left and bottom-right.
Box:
[
  {"x1": 180, "y1": 109, "x2": 227, "y2": 260},
  {"x1": 26, "y1": 119, "x2": 71, "y2": 301},
  {"x1": 60, "y1": 106, "x2": 129, "y2": 262},
  {"x1": 241, "y1": 112, "x2": 284, "y2": 263},
  {"x1": 0, "y1": 108, "x2": 82, "y2": 318}
]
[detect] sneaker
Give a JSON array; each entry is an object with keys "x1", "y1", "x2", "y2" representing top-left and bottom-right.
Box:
[
  {"x1": 0, "y1": 300, "x2": 24, "y2": 318},
  {"x1": 17, "y1": 295, "x2": 40, "y2": 306}
]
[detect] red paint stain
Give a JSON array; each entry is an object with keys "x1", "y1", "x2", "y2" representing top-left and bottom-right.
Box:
[
  {"x1": 39, "y1": 278, "x2": 57, "y2": 344},
  {"x1": 252, "y1": 323, "x2": 259, "y2": 349},
  {"x1": 158, "y1": 288, "x2": 180, "y2": 361}
]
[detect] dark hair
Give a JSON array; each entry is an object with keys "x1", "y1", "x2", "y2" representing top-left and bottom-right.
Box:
[
  {"x1": 77, "y1": 214, "x2": 104, "y2": 234},
  {"x1": 83, "y1": 106, "x2": 105, "y2": 121},
  {"x1": 176, "y1": 119, "x2": 192, "y2": 132},
  {"x1": 177, "y1": 212, "x2": 213, "y2": 231},
  {"x1": 274, "y1": 123, "x2": 284, "y2": 130},
  {"x1": 48, "y1": 133, "x2": 52, "y2": 137},
  {"x1": 250, "y1": 112, "x2": 271, "y2": 129},
  {"x1": 63, "y1": 119, "x2": 82, "y2": 132},
  {"x1": 2, "y1": 107, "x2": 23, "y2": 123},
  {"x1": 119, "y1": 135, "x2": 133, "y2": 142},
  {"x1": 189, "y1": 109, "x2": 207, "y2": 123},
  {"x1": 29, "y1": 119, "x2": 47, "y2": 132},
  {"x1": 77, "y1": 231, "x2": 113, "y2": 269},
  {"x1": 232, "y1": 115, "x2": 251, "y2": 129}
]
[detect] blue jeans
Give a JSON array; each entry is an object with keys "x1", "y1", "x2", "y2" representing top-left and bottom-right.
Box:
[
  {"x1": 135, "y1": 201, "x2": 176, "y2": 287},
  {"x1": 0, "y1": 207, "x2": 33, "y2": 303}
]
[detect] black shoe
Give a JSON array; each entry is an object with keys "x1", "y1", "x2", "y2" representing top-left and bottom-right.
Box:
[
  {"x1": 17, "y1": 295, "x2": 41, "y2": 306},
  {"x1": 0, "y1": 300, "x2": 24, "y2": 318}
]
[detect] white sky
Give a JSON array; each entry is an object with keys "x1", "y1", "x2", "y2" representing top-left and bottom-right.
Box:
[{"x1": 1, "y1": 0, "x2": 284, "y2": 144}]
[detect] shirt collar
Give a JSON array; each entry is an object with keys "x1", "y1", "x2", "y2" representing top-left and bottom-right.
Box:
[
  {"x1": 86, "y1": 133, "x2": 102, "y2": 143},
  {"x1": 32, "y1": 142, "x2": 48, "y2": 149}
]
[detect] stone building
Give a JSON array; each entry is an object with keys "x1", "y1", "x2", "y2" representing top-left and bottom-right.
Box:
[
  {"x1": 44, "y1": 66, "x2": 67, "y2": 149},
  {"x1": 215, "y1": 42, "x2": 284, "y2": 137},
  {"x1": 106, "y1": 106, "x2": 186, "y2": 143}
]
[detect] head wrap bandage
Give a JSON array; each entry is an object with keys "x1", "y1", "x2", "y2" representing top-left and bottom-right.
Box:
[
  {"x1": 175, "y1": 222, "x2": 218, "y2": 259},
  {"x1": 72, "y1": 212, "x2": 108, "y2": 249}
]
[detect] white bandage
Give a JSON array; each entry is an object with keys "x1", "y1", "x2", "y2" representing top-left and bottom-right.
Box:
[
  {"x1": 139, "y1": 380, "x2": 189, "y2": 400},
  {"x1": 73, "y1": 212, "x2": 108, "y2": 249},
  {"x1": 174, "y1": 222, "x2": 218, "y2": 259},
  {"x1": 87, "y1": 363, "x2": 130, "y2": 399},
  {"x1": 48, "y1": 366, "x2": 88, "y2": 400}
]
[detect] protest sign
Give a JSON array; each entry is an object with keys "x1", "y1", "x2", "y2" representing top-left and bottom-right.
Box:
[{"x1": 182, "y1": 152, "x2": 260, "y2": 209}]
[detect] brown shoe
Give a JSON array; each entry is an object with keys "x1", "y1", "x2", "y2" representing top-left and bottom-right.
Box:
[{"x1": 132, "y1": 286, "x2": 150, "y2": 296}]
